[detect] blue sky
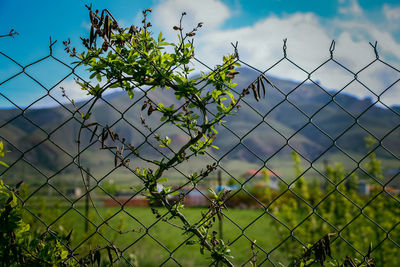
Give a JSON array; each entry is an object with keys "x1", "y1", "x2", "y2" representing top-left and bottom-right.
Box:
[{"x1": 1, "y1": 0, "x2": 400, "y2": 108}]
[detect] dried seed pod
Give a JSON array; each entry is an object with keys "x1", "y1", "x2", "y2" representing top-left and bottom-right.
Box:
[
  {"x1": 120, "y1": 144, "x2": 124, "y2": 156},
  {"x1": 147, "y1": 106, "x2": 154, "y2": 116},
  {"x1": 250, "y1": 82, "x2": 259, "y2": 101},
  {"x1": 102, "y1": 41, "x2": 108, "y2": 51},
  {"x1": 89, "y1": 26, "x2": 94, "y2": 48},
  {"x1": 104, "y1": 15, "x2": 109, "y2": 39},
  {"x1": 107, "y1": 127, "x2": 115, "y2": 141},
  {"x1": 262, "y1": 74, "x2": 275, "y2": 88},
  {"x1": 141, "y1": 102, "x2": 148, "y2": 111},
  {"x1": 114, "y1": 151, "x2": 119, "y2": 167},
  {"x1": 259, "y1": 76, "x2": 266, "y2": 98}
]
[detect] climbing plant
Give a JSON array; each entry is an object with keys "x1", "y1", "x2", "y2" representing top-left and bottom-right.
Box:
[{"x1": 64, "y1": 5, "x2": 274, "y2": 266}]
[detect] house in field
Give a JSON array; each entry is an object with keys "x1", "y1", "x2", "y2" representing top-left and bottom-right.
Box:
[
  {"x1": 242, "y1": 169, "x2": 280, "y2": 190},
  {"x1": 103, "y1": 193, "x2": 149, "y2": 207},
  {"x1": 103, "y1": 186, "x2": 211, "y2": 208},
  {"x1": 180, "y1": 186, "x2": 210, "y2": 207}
]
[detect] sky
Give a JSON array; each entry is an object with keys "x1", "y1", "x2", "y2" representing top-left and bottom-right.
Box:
[{"x1": 1, "y1": 0, "x2": 400, "y2": 108}]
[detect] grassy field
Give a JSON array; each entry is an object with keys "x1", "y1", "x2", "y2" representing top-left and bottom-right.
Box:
[{"x1": 23, "y1": 203, "x2": 299, "y2": 266}]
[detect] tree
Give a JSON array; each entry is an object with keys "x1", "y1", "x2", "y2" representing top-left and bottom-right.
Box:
[
  {"x1": 291, "y1": 151, "x2": 309, "y2": 201},
  {"x1": 364, "y1": 136, "x2": 383, "y2": 181}
]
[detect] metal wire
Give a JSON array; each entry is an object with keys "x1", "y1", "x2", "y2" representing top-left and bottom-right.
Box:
[{"x1": 1, "y1": 34, "x2": 399, "y2": 266}]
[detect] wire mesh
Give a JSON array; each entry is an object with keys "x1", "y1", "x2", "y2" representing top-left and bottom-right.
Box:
[{"x1": 1, "y1": 32, "x2": 399, "y2": 266}]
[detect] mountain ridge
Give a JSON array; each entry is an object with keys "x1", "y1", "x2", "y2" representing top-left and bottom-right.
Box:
[{"x1": 0, "y1": 67, "x2": 399, "y2": 179}]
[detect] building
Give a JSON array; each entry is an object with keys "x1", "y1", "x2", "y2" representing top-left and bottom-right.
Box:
[{"x1": 242, "y1": 169, "x2": 280, "y2": 190}]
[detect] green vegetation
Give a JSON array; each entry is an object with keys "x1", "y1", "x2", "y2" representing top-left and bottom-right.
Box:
[
  {"x1": 0, "y1": 178, "x2": 76, "y2": 266},
  {"x1": 67, "y1": 5, "x2": 253, "y2": 265},
  {"x1": 3, "y1": 137, "x2": 394, "y2": 266},
  {"x1": 0, "y1": 4, "x2": 399, "y2": 266}
]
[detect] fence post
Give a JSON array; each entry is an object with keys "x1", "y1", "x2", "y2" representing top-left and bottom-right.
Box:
[
  {"x1": 218, "y1": 170, "x2": 223, "y2": 240},
  {"x1": 85, "y1": 168, "x2": 90, "y2": 233}
]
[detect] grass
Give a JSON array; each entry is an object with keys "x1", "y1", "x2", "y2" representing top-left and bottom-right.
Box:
[{"x1": 22, "y1": 203, "x2": 294, "y2": 266}]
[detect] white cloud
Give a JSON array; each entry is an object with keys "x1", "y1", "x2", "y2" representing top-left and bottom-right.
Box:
[
  {"x1": 383, "y1": 4, "x2": 400, "y2": 21},
  {"x1": 338, "y1": 0, "x2": 363, "y2": 16},
  {"x1": 55, "y1": 0, "x2": 400, "y2": 107},
  {"x1": 149, "y1": 0, "x2": 400, "y2": 106},
  {"x1": 195, "y1": 13, "x2": 333, "y2": 77},
  {"x1": 37, "y1": 79, "x2": 122, "y2": 108},
  {"x1": 152, "y1": 0, "x2": 231, "y2": 35}
]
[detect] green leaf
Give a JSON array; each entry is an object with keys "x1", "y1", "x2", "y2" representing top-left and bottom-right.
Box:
[
  {"x1": 226, "y1": 91, "x2": 236, "y2": 104},
  {"x1": 157, "y1": 178, "x2": 168, "y2": 183},
  {"x1": 109, "y1": 83, "x2": 121, "y2": 88},
  {"x1": 128, "y1": 89, "x2": 134, "y2": 99},
  {"x1": 0, "y1": 161, "x2": 8, "y2": 168},
  {"x1": 158, "y1": 32, "x2": 163, "y2": 43},
  {"x1": 96, "y1": 73, "x2": 102, "y2": 82}
]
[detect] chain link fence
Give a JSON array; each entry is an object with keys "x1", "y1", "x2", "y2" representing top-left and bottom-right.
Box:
[{"x1": 1, "y1": 31, "x2": 399, "y2": 266}]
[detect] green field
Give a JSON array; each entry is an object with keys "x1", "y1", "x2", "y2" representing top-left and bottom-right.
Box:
[{"x1": 22, "y1": 203, "x2": 307, "y2": 266}]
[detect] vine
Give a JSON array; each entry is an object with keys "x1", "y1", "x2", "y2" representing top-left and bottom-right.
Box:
[{"x1": 64, "y1": 5, "x2": 274, "y2": 266}]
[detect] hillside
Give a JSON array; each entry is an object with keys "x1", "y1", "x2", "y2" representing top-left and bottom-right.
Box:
[{"x1": 0, "y1": 67, "x2": 399, "y2": 184}]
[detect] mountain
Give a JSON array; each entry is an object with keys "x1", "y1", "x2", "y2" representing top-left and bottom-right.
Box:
[{"x1": 1, "y1": 67, "x2": 399, "y2": 183}]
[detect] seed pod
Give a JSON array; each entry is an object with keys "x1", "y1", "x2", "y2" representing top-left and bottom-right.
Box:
[
  {"x1": 250, "y1": 82, "x2": 259, "y2": 101},
  {"x1": 256, "y1": 77, "x2": 261, "y2": 99},
  {"x1": 104, "y1": 15, "x2": 109, "y2": 39},
  {"x1": 147, "y1": 106, "x2": 154, "y2": 116},
  {"x1": 120, "y1": 144, "x2": 124, "y2": 156},
  {"x1": 107, "y1": 127, "x2": 115, "y2": 141},
  {"x1": 141, "y1": 102, "x2": 147, "y2": 111},
  {"x1": 94, "y1": 250, "x2": 101, "y2": 267},
  {"x1": 259, "y1": 76, "x2": 266, "y2": 98},
  {"x1": 262, "y1": 74, "x2": 275, "y2": 88},
  {"x1": 114, "y1": 151, "x2": 119, "y2": 167},
  {"x1": 102, "y1": 41, "x2": 108, "y2": 51},
  {"x1": 106, "y1": 246, "x2": 113, "y2": 263},
  {"x1": 89, "y1": 26, "x2": 94, "y2": 48}
]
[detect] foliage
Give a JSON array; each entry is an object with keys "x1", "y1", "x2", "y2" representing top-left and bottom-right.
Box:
[
  {"x1": 364, "y1": 136, "x2": 383, "y2": 181},
  {"x1": 62, "y1": 5, "x2": 275, "y2": 266},
  {"x1": 101, "y1": 179, "x2": 119, "y2": 195},
  {"x1": 0, "y1": 178, "x2": 76, "y2": 266},
  {"x1": 292, "y1": 151, "x2": 309, "y2": 201},
  {"x1": 289, "y1": 234, "x2": 376, "y2": 267},
  {"x1": 269, "y1": 137, "x2": 399, "y2": 266},
  {"x1": 0, "y1": 140, "x2": 9, "y2": 168}
]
